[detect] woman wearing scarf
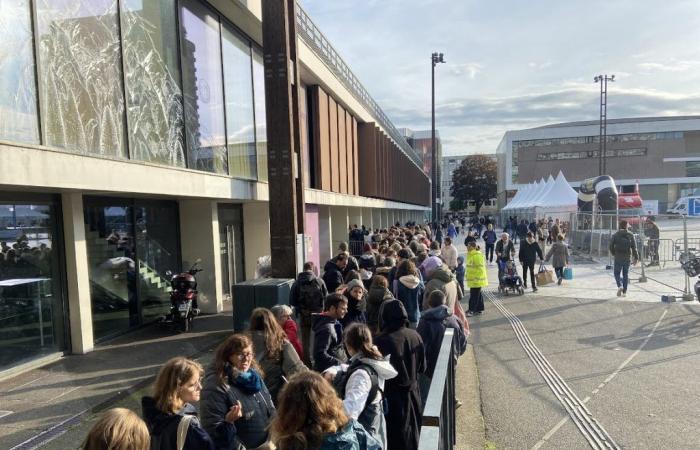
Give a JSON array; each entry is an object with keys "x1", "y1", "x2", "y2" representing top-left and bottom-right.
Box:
[
  {"x1": 201, "y1": 334, "x2": 275, "y2": 450},
  {"x1": 374, "y1": 301, "x2": 426, "y2": 450}
]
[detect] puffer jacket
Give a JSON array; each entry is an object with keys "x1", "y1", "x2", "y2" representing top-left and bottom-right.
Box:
[
  {"x1": 141, "y1": 397, "x2": 218, "y2": 450},
  {"x1": 250, "y1": 330, "x2": 307, "y2": 403},
  {"x1": 545, "y1": 241, "x2": 570, "y2": 268},
  {"x1": 366, "y1": 286, "x2": 393, "y2": 331},
  {"x1": 423, "y1": 266, "x2": 461, "y2": 310},
  {"x1": 319, "y1": 419, "x2": 382, "y2": 450},
  {"x1": 394, "y1": 275, "x2": 424, "y2": 324}
]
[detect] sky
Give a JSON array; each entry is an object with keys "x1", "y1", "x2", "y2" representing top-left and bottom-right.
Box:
[{"x1": 299, "y1": 0, "x2": 700, "y2": 156}]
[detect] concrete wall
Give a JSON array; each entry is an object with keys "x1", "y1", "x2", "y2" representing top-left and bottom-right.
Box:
[
  {"x1": 331, "y1": 206, "x2": 349, "y2": 255},
  {"x1": 243, "y1": 202, "x2": 271, "y2": 280}
]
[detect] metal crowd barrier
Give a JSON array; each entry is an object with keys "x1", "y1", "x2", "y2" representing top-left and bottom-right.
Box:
[
  {"x1": 349, "y1": 240, "x2": 364, "y2": 258},
  {"x1": 418, "y1": 328, "x2": 456, "y2": 450}
]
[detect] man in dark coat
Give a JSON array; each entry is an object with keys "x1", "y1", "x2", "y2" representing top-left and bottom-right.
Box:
[
  {"x1": 290, "y1": 261, "x2": 328, "y2": 364},
  {"x1": 322, "y1": 254, "x2": 348, "y2": 293},
  {"x1": 609, "y1": 220, "x2": 639, "y2": 297},
  {"x1": 374, "y1": 300, "x2": 426, "y2": 450},
  {"x1": 518, "y1": 231, "x2": 543, "y2": 291},
  {"x1": 311, "y1": 293, "x2": 348, "y2": 372}
]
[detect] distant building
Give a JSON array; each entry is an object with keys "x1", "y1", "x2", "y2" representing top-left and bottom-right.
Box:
[{"x1": 400, "y1": 128, "x2": 442, "y2": 179}]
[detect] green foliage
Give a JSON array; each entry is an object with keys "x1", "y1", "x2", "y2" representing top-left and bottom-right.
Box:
[
  {"x1": 450, "y1": 155, "x2": 497, "y2": 214},
  {"x1": 449, "y1": 198, "x2": 465, "y2": 212}
]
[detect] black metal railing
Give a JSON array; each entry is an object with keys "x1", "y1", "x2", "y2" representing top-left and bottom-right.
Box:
[
  {"x1": 294, "y1": 3, "x2": 423, "y2": 169},
  {"x1": 418, "y1": 328, "x2": 456, "y2": 450}
]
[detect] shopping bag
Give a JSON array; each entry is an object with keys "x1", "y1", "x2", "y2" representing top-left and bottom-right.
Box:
[
  {"x1": 536, "y1": 263, "x2": 554, "y2": 285},
  {"x1": 563, "y1": 267, "x2": 573, "y2": 280}
]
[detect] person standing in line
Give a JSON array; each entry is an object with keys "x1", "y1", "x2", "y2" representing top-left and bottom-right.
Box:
[
  {"x1": 441, "y1": 236, "x2": 458, "y2": 272},
  {"x1": 545, "y1": 234, "x2": 570, "y2": 285},
  {"x1": 609, "y1": 220, "x2": 639, "y2": 297},
  {"x1": 271, "y1": 304, "x2": 304, "y2": 360},
  {"x1": 455, "y1": 255, "x2": 466, "y2": 294},
  {"x1": 290, "y1": 261, "x2": 328, "y2": 364},
  {"x1": 323, "y1": 254, "x2": 348, "y2": 293},
  {"x1": 83, "y1": 408, "x2": 150, "y2": 450},
  {"x1": 312, "y1": 294, "x2": 349, "y2": 372},
  {"x1": 482, "y1": 224, "x2": 497, "y2": 265},
  {"x1": 465, "y1": 241, "x2": 488, "y2": 316},
  {"x1": 393, "y1": 259, "x2": 425, "y2": 329},
  {"x1": 341, "y1": 278, "x2": 368, "y2": 328},
  {"x1": 518, "y1": 232, "x2": 543, "y2": 292}
]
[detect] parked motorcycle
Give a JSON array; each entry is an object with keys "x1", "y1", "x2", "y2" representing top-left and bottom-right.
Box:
[{"x1": 166, "y1": 258, "x2": 202, "y2": 332}]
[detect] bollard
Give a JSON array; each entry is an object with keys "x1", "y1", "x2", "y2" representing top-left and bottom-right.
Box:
[
  {"x1": 682, "y1": 215, "x2": 695, "y2": 301},
  {"x1": 606, "y1": 223, "x2": 612, "y2": 270},
  {"x1": 638, "y1": 213, "x2": 647, "y2": 283}
]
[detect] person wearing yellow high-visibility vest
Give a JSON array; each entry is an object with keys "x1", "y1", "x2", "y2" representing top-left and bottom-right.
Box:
[{"x1": 465, "y1": 241, "x2": 488, "y2": 316}]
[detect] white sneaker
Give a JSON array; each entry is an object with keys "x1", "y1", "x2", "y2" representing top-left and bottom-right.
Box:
[
  {"x1": 622, "y1": 291, "x2": 627, "y2": 297},
  {"x1": 617, "y1": 288, "x2": 622, "y2": 297}
]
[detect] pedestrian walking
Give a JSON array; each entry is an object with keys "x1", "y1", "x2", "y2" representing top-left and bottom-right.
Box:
[
  {"x1": 83, "y1": 408, "x2": 150, "y2": 450},
  {"x1": 201, "y1": 334, "x2": 275, "y2": 450},
  {"x1": 495, "y1": 233, "x2": 516, "y2": 281},
  {"x1": 142, "y1": 357, "x2": 220, "y2": 450},
  {"x1": 324, "y1": 323, "x2": 397, "y2": 448},
  {"x1": 248, "y1": 308, "x2": 308, "y2": 403},
  {"x1": 466, "y1": 241, "x2": 488, "y2": 314},
  {"x1": 518, "y1": 232, "x2": 543, "y2": 292},
  {"x1": 537, "y1": 220, "x2": 548, "y2": 254},
  {"x1": 311, "y1": 294, "x2": 349, "y2": 372},
  {"x1": 545, "y1": 234, "x2": 570, "y2": 285},
  {"x1": 482, "y1": 224, "x2": 497, "y2": 264},
  {"x1": 290, "y1": 261, "x2": 328, "y2": 363},
  {"x1": 644, "y1": 216, "x2": 660, "y2": 266},
  {"x1": 270, "y1": 372, "x2": 381, "y2": 450},
  {"x1": 374, "y1": 301, "x2": 426, "y2": 450},
  {"x1": 609, "y1": 220, "x2": 639, "y2": 297}
]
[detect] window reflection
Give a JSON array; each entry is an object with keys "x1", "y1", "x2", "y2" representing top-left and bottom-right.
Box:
[{"x1": 253, "y1": 49, "x2": 268, "y2": 181}]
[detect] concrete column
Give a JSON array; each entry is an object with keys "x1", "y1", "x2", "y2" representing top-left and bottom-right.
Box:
[
  {"x1": 331, "y1": 206, "x2": 349, "y2": 255},
  {"x1": 372, "y1": 209, "x2": 381, "y2": 231},
  {"x1": 349, "y1": 207, "x2": 363, "y2": 230},
  {"x1": 243, "y1": 202, "x2": 271, "y2": 280},
  {"x1": 318, "y1": 205, "x2": 333, "y2": 268},
  {"x1": 62, "y1": 193, "x2": 94, "y2": 354},
  {"x1": 382, "y1": 210, "x2": 389, "y2": 229},
  {"x1": 179, "y1": 200, "x2": 223, "y2": 314},
  {"x1": 362, "y1": 207, "x2": 374, "y2": 230},
  {"x1": 390, "y1": 210, "x2": 396, "y2": 227}
]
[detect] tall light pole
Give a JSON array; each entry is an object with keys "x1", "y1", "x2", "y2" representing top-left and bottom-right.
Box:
[
  {"x1": 594, "y1": 74, "x2": 615, "y2": 175},
  {"x1": 432, "y1": 52, "x2": 445, "y2": 224}
]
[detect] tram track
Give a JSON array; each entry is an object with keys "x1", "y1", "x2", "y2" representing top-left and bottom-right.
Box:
[{"x1": 484, "y1": 290, "x2": 620, "y2": 450}]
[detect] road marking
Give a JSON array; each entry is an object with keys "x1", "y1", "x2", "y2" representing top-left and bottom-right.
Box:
[
  {"x1": 6, "y1": 374, "x2": 51, "y2": 393},
  {"x1": 485, "y1": 291, "x2": 620, "y2": 450},
  {"x1": 43, "y1": 386, "x2": 81, "y2": 404},
  {"x1": 531, "y1": 307, "x2": 668, "y2": 449},
  {"x1": 0, "y1": 411, "x2": 12, "y2": 419}
]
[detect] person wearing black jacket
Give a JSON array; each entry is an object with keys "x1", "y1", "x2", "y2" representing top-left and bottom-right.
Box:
[
  {"x1": 311, "y1": 293, "x2": 349, "y2": 372},
  {"x1": 290, "y1": 262, "x2": 328, "y2": 363},
  {"x1": 495, "y1": 233, "x2": 515, "y2": 263},
  {"x1": 322, "y1": 254, "x2": 348, "y2": 293},
  {"x1": 518, "y1": 232, "x2": 543, "y2": 292}
]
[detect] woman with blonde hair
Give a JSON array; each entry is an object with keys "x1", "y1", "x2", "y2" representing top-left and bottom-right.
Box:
[
  {"x1": 142, "y1": 357, "x2": 227, "y2": 450},
  {"x1": 248, "y1": 307, "x2": 307, "y2": 402},
  {"x1": 270, "y1": 371, "x2": 380, "y2": 450},
  {"x1": 201, "y1": 334, "x2": 275, "y2": 450},
  {"x1": 82, "y1": 408, "x2": 149, "y2": 450}
]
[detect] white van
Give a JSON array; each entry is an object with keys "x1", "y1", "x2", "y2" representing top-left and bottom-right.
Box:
[{"x1": 667, "y1": 196, "x2": 700, "y2": 215}]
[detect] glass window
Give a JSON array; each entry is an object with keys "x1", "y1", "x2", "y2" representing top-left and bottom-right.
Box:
[
  {"x1": 253, "y1": 48, "x2": 268, "y2": 181},
  {"x1": 0, "y1": 202, "x2": 66, "y2": 371},
  {"x1": 35, "y1": 0, "x2": 127, "y2": 157},
  {"x1": 179, "y1": 0, "x2": 228, "y2": 174},
  {"x1": 686, "y1": 162, "x2": 700, "y2": 178},
  {"x1": 121, "y1": 0, "x2": 186, "y2": 167},
  {"x1": 0, "y1": 0, "x2": 40, "y2": 143},
  {"x1": 221, "y1": 23, "x2": 256, "y2": 180}
]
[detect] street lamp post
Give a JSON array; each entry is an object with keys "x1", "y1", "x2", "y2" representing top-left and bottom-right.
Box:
[
  {"x1": 594, "y1": 74, "x2": 615, "y2": 175},
  {"x1": 432, "y1": 52, "x2": 445, "y2": 224}
]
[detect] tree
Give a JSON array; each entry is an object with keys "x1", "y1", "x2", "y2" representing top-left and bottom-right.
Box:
[
  {"x1": 450, "y1": 155, "x2": 497, "y2": 215},
  {"x1": 449, "y1": 198, "x2": 465, "y2": 212}
]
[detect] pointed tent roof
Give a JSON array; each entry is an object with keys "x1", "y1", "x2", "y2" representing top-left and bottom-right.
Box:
[
  {"x1": 545, "y1": 171, "x2": 578, "y2": 207},
  {"x1": 503, "y1": 183, "x2": 532, "y2": 210},
  {"x1": 513, "y1": 181, "x2": 539, "y2": 209},
  {"x1": 523, "y1": 177, "x2": 554, "y2": 208}
]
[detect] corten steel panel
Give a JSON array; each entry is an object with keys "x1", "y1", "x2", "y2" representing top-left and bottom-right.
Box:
[
  {"x1": 338, "y1": 105, "x2": 348, "y2": 194},
  {"x1": 375, "y1": 128, "x2": 382, "y2": 197},
  {"x1": 346, "y1": 112, "x2": 354, "y2": 195},
  {"x1": 352, "y1": 118, "x2": 359, "y2": 195},
  {"x1": 328, "y1": 96, "x2": 340, "y2": 193},
  {"x1": 357, "y1": 122, "x2": 376, "y2": 198},
  {"x1": 311, "y1": 86, "x2": 331, "y2": 191}
]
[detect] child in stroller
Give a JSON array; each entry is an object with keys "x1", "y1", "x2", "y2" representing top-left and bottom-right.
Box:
[{"x1": 498, "y1": 259, "x2": 525, "y2": 295}]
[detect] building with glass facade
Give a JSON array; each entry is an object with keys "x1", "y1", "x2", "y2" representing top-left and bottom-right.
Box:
[
  {"x1": 496, "y1": 116, "x2": 700, "y2": 212},
  {"x1": 0, "y1": 0, "x2": 430, "y2": 376}
]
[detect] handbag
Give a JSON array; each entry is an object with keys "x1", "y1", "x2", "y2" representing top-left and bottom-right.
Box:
[
  {"x1": 563, "y1": 267, "x2": 573, "y2": 280},
  {"x1": 536, "y1": 263, "x2": 554, "y2": 285}
]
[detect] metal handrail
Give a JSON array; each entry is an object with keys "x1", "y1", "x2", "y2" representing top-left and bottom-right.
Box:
[
  {"x1": 419, "y1": 328, "x2": 456, "y2": 449},
  {"x1": 295, "y1": 3, "x2": 424, "y2": 169}
]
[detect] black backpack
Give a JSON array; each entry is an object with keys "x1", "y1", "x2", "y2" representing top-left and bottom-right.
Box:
[
  {"x1": 333, "y1": 360, "x2": 387, "y2": 415},
  {"x1": 298, "y1": 277, "x2": 324, "y2": 313},
  {"x1": 615, "y1": 233, "x2": 632, "y2": 255}
]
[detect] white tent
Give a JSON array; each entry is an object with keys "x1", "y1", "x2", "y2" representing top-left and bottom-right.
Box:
[
  {"x1": 525, "y1": 176, "x2": 555, "y2": 209},
  {"x1": 534, "y1": 171, "x2": 578, "y2": 220},
  {"x1": 502, "y1": 182, "x2": 532, "y2": 211}
]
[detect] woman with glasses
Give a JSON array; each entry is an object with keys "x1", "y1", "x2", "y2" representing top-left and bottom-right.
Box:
[
  {"x1": 142, "y1": 357, "x2": 228, "y2": 450},
  {"x1": 201, "y1": 334, "x2": 275, "y2": 450}
]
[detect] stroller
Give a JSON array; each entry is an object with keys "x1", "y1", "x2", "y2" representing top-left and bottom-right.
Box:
[{"x1": 497, "y1": 259, "x2": 525, "y2": 296}]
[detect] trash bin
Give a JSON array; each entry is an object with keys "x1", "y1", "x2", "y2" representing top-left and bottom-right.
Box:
[
  {"x1": 232, "y1": 278, "x2": 266, "y2": 331},
  {"x1": 255, "y1": 278, "x2": 294, "y2": 309}
]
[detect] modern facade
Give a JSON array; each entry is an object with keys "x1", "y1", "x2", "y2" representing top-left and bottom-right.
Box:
[
  {"x1": 0, "y1": 0, "x2": 430, "y2": 376},
  {"x1": 497, "y1": 116, "x2": 700, "y2": 212}
]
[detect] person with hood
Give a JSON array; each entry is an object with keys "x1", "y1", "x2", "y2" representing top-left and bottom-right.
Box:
[
  {"x1": 324, "y1": 323, "x2": 398, "y2": 448},
  {"x1": 359, "y1": 243, "x2": 377, "y2": 289},
  {"x1": 312, "y1": 293, "x2": 349, "y2": 372},
  {"x1": 388, "y1": 247, "x2": 415, "y2": 288},
  {"x1": 341, "y1": 278, "x2": 368, "y2": 328},
  {"x1": 290, "y1": 261, "x2": 328, "y2": 363},
  {"x1": 441, "y1": 236, "x2": 458, "y2": 271},
  {"x1": 421, "y1": 256, "x2": 461, "y2": 311},
  {"x1": 466, "y1": 241, "x2": 488, "y2": 315},
  {"x1": 545, "y1": 234, "x2": 570, "y2": 285},
  {"x1": 323, "y1": 254, "x2": 348, "y2": 293},
  {"x1": 519, "y1": 231, "x2": 544, "y2": 292},
  {"x1": 447, "y1": 222, "x2": 457, "y2": 240},
  {"x1": 482, "y1": 224, "x2": 498, "y2": 264},
  {"x1": 609, "y1": 219, "x2": 639, "y2": 297},
  {"x1": 248, "y1": 308, "x2": 308, "y2": 403},
  {"x1": 200, "y1": 334, "x2": 275, "y2": 450},
  {"x1": 393, "y1": 259, "x2": 425, "y2": 328},
  {"x1": 270, "y1": 371, "x2": 381, "y2": 450},
  {"x1": 417, "y1": 291, "x2": 467, "y2": 404},
  {"x1": 374, "y1": 301, "x2": 426, "y2": 450},
  {"x1": 366, "y1": 275, "x2": 394, "y2": 333},
  {"x1": 143, "y1": 357, "x2": 228, "y2": 450}
]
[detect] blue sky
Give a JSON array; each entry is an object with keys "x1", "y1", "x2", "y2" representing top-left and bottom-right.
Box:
[{"x1": 300, "y1": 0, "x2": 700, "y2": 156}]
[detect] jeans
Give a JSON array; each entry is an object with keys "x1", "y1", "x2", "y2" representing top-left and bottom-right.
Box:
[
  {"x1": 554, "y1": 266, "x2": 564, "y2": 280},
  {"x1": 614, "y1": 260, "x2": 630, "y2": 292},
  {"x1": 523, "y1": 262, "x2": 536, "y2": 288},
  {"x1": 485, "y1": 243, "x2": 495, "y2": 262}
]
